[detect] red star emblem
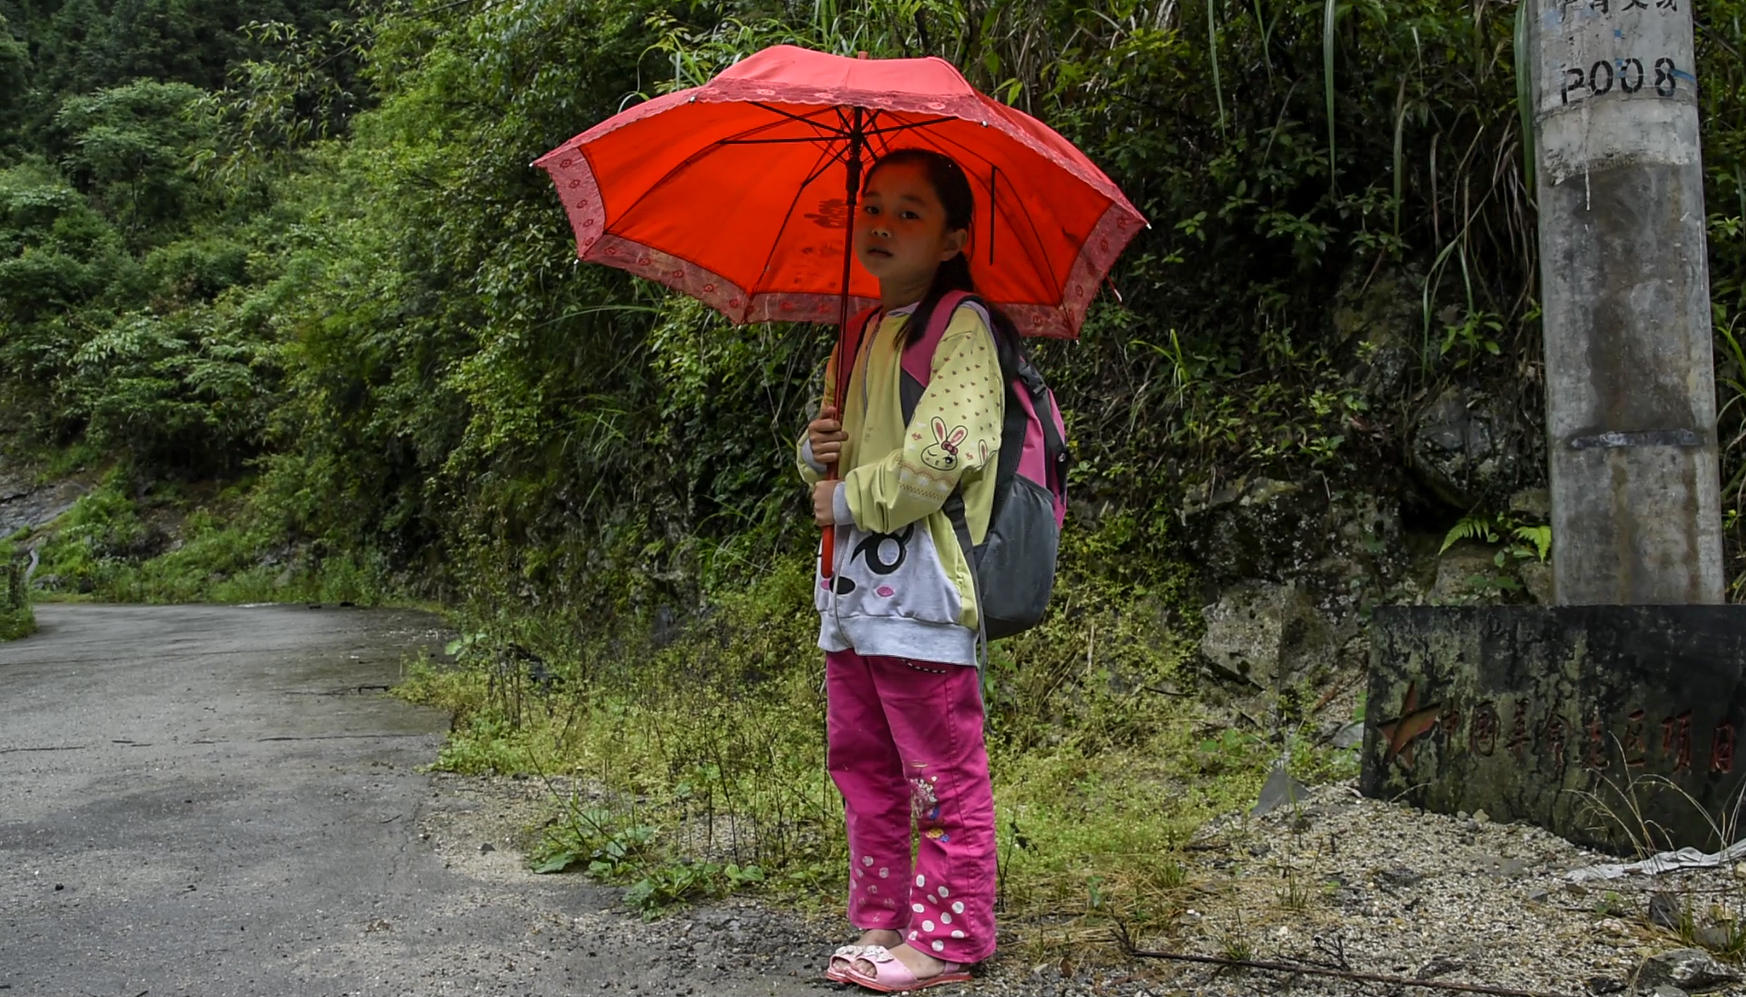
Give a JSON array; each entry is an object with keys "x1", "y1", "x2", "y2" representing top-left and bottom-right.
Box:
[{"x1": 1378, "y1": 681, "x2": 1441, "y2": 772}]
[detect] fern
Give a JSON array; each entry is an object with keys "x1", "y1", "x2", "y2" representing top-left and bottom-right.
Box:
[
  {"x1": 1439, "y1": 511, "x2": 1499, "y2": 554},
  {"x1": 1512, "y1": 524, "x2": 1552, "y2": 562},
  {"x1": 1440, "y1": 510, "x2": 1553, "y2": 562}
]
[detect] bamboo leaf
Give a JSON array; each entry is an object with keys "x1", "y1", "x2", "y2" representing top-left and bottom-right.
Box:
[
  {"x1": 1251, "y1": 0, "x2": 1272, "y2": 84},
  {"x1": 1323, "y1": 0, "x2": 1338, "y2": 191},
  {"x1": 1207, "y1": 0, "x2": 1227, "y2": 138},
  {"x1": 1514, "y1": 0, "x2": 1536, "y2": 192},
  {"x1": 1392, "y1": 77, "x2": 1406, "y2": 240}
]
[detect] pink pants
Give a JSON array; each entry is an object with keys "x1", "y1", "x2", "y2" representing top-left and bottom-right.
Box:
[{"x1": 825, "y1": 649, "x2": 997, "y2": 965}]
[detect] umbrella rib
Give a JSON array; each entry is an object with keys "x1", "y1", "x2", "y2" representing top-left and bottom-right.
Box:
[
  {"x1": 919, "y1": 126, "x2": 1069, "y2": 303},
  {"x1": 861, "y1": 116, "x2": 956, "y2": 137},
  {"x1": 720, "y1": 136, "x2": 862, "y2": 146},
  {"x1": 717, "y1": 112, "x2": 948, "y2": 153},
  {"x1": 793, "y1": 106, "x2": 860, "y2": 192},
  {"x1": 799, "y1": 139, "x2": 853, "y2": 191},
  {"x1": 864, "y1": 109, "x2": 892, "y2": 163},
  {"x1": 750, "y1": 101, "x2": 851, "y2": 137},
  {"x1": 989, "y1": 166, "x2": 999, "y2": 267},
  {"x1": 747, "y1": 126, "x2": 855, "y2": 305}
]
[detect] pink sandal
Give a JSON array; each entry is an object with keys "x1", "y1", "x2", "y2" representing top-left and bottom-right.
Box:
[
  {"x1": 825, "y1": 945, "x2": 869, "y2": 983},
  {"x1": 844, "y1": 945, "x2": 973, "y2": 993}
]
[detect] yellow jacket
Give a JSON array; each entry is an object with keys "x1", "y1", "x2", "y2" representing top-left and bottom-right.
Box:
[{"x1": 798, "y1": 301, "x2": 1005, "y2": 666}]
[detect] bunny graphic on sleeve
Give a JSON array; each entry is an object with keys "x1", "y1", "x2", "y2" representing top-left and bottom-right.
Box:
[{"x1": 921, "y1": 417, "x2": 969, "y2": 471}]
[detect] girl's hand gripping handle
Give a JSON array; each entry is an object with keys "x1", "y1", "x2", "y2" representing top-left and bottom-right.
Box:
[{"x1": 807, "y1": 406, "x2": 847, "y2": 579}]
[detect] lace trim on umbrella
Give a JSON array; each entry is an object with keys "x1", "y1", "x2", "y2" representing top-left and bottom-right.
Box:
[
  {"x1": 541, "y1": 147, "x2": 608, "y2": 261},
  {"x1": 586, "y1": 233, "x2": 878, "y2": 326}
]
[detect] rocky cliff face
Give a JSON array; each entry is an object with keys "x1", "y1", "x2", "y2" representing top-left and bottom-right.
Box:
[
  {"x1": 0, "y1": 465, "x2": 90, "y2": 543},
  {"x1": 1178, "y1": 267, "x2": 1555, "y2": 743}
]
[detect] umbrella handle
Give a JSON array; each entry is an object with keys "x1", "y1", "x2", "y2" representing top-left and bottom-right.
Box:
[{"x1": 820, "y1": 468, "x2": 837, "y2": 580}]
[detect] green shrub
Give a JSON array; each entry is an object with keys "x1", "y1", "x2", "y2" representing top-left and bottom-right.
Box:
[{"x1": 0, "y1": 540, "x2": 35, "y2": 641}]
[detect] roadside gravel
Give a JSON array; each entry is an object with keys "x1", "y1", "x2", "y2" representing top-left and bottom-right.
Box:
[{"x1": 427, "y1": 776, "x2": 1746, "y2": 997}]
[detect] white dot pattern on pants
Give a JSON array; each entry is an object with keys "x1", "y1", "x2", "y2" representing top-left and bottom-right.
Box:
[
  {"x1": 938, "y1": 886, "x2": 950, "y2": 897},
  {"x1": 951, "y1": 901, "x2": 964, "y2": 914},
  {"x1": 912, "y1": 904, "x2": 924, "y2": 913},
  {"x1": 941, "y1": 913, "x2": 952, "y2": 924},
  {"x1": 863, "y1": 856, "x2": 874, "y2": 866},
  {"x1": 922, "y1": 920, "x2": 934, "y2": 931},
  {"x1": 951, "y1": 930, "x2": 965, "y2": 938},
  {"x1": 916, "y1": 875, "x2": 926, "y2": 887},
  {"x1": 932, "y1": 941, "x2": 945, "y2": 952},
  {"x1": 878, "y1": 867, "x2": 889, "y2": 878}
]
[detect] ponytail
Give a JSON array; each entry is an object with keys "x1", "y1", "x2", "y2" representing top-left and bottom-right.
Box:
[{"x1": 904, "y1": 253, "x2": 977, "y2": 347}]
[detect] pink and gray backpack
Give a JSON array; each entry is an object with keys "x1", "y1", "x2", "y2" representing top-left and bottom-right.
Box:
[{"x1": 895, "y1": 289, "x2": 1069, "y2": 639}]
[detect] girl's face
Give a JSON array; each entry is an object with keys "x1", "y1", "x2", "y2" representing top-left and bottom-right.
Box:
[{"x1": 853, "y1": 161, "x2": 967, "y2": 290}]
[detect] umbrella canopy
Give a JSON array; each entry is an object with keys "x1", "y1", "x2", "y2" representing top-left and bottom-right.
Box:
[{"x1": 535, "y1": 44, "x2": 1145, "y2": 340}]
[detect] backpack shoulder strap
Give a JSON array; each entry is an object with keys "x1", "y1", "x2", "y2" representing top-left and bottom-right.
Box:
[{"x1": 899, "y1": 290, "x2": 976, "y2": 389}]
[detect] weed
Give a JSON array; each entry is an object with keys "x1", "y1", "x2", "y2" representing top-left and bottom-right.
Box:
[
  {"x1": 397, "y1": 516, "x2": 1277, "y2": 942},
  {"x1": 1277, "y1": 863, "x2": 1313, "y2": 912},
  {"x1": 0, "y1": 540, "x2": 35, "y2": 641},
  {"x1": 1576, "y1": 749, "x2": 1746, "y2": 961},
  {"x1": 1217, "y1": 926, "x2": 1255, "y2": 964}
]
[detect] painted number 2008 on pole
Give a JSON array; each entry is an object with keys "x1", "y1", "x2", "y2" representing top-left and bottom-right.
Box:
[{"x1": 1560, "y1": 56, "x2": 1680, "y2": 104}]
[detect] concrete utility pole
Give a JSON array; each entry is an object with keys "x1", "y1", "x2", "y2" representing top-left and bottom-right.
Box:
[{"x1": 1530, "y1": 0, "x2": 1723, "y2": 604}]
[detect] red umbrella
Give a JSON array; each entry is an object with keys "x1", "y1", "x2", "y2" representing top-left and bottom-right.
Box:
[
  {"x1": 535, "y1": 44, "x2": 1144, "y2": 570},
  {"x1": 536, "y1": 44, "x2": 1142, "y2": 334}
]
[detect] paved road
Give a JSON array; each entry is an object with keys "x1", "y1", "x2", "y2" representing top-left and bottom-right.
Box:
[{"x1": 0, "y1": 604, "x2": 838, "y2": 997}]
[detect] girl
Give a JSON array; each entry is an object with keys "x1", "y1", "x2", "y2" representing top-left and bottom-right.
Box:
[{"x1": 797, "y1": 148, "x2": 1006, "y2": 992}]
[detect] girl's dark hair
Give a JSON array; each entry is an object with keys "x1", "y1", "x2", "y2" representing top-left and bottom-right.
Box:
[{"x1": 863, "y1": 148, "x2": 1007, "y2": 351}]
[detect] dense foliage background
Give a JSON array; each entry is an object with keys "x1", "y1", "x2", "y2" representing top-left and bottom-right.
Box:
[
  {"x1": 4, "y1": 0, "x2": 1746, "y2": 929},
  {"x1": 5, "y1": 0, "x2": 1743, "y2": 610}
]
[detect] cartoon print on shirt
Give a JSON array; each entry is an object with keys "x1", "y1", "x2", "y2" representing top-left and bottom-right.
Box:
[
  {"x1": 829, "y1": 523, "x2": 914, "y2": 596},
  {"x1": 921, "y1": 416, "x2": 968, "y2": 471}
]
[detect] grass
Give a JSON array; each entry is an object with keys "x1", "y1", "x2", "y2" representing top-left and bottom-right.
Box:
[
  {"x1": 0, "y1": 540, "x2": 37, "y2": 640},
  {"x1": 24, "y1": 468, "x2": 395, "y2": 606},
  {"x1": 1576, "y1": 759, "x2": 1746, "y2": 962},
  {"x1": 395, "y1": 515, "x2": 1283, "y2": 952}
]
